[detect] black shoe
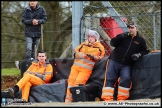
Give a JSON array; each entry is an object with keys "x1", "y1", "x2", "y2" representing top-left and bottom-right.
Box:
[
  {"x1": 8, "y1": 85, "x2": 19, "y2": 98},
  {"x1": 8, "y1": 88, "x2": 15, "y2": 97}
]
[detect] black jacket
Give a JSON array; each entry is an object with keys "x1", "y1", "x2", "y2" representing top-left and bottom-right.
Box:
[
  {"x1": 22, "y1": 3, "x2": 47, "y2": 38},
  {"x1": 109, "y1": 32, "x2": 149, "y2": 66}
]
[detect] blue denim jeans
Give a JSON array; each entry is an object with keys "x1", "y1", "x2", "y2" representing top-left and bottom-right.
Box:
[
  {"x1": 105, "y1": 59, "x2": 131, "y2": 88},
  {"x1": 25, "y1": 36, "x2": 40, "y2": 60}
]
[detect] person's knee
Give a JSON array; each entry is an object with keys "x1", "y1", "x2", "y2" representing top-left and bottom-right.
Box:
[
  {"x1": 119, "y1": 77, "x2": 131, "y2": 88},
  {"x1": 24, "y1": 73, "x2": 32, "y2": 77}
]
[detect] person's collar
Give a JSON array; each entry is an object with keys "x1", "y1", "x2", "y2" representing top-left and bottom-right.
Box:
[{"x1": 88, "y1": 40, "x2": 99, "y2": 46}]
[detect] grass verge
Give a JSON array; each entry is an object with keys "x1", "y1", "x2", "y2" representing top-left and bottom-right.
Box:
[{"x1": 1, "y1": 68, "x2": 21, "y2": 76}]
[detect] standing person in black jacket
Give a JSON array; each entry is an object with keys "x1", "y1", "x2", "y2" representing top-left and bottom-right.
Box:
[
  {"x1": 15, "y1": 1, "x2": 47, "y2": 69},
  {"x1": 101, "y1": 21, "x2": 150, "y2": 101}
]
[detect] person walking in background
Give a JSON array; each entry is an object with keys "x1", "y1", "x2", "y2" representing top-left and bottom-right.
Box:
[
  {"x1": 101, "y1": 21, "x2": 150, "y2": 101},
  {"x1": 15, "y1": 1, "x2": 47, "y2": 69},
  {"x1": 8, "y1": 50, "x2": 53, "y2": 102},
  {"x1": 65, "y1": 29, "x2": 105, "y2": 103}
]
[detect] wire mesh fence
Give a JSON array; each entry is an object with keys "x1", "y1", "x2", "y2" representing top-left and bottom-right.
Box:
[
  {"x1": 82, "y1": 1, "x2": 161, "y2": 55},
  {"x1": 1, "y1": 1, "x2": 161, "y2": 68}
]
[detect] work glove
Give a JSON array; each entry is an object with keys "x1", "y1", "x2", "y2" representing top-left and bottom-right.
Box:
[
  {"x1": 132, "y1": 53, "x2": 141, "y2": 61},
  {"x1": 86, "y1": 54, "x2": 94, "y2": 60},
  {"x1": 121, "y1": 32, "x2": 129, "y2": 38}
]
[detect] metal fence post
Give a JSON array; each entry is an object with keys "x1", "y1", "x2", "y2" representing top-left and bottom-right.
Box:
[{"x1": 72, "y1": 1, "x2": 83, "y2": 58}]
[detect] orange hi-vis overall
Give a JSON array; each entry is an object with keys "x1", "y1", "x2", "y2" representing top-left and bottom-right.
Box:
[
  {"x1": 16, "y1": 59, "x2": 53, "y2": 102},
  {"x1": 65, "y1": 41, "x2": 105, "y2": 103}
]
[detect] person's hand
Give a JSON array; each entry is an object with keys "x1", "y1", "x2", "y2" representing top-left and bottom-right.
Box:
[
  {"x1": 83, "y1": 53, "x2": 88, "y2": 58},
  {"x1": 30, "y1": 72, "x2": 35, "y2": 75},
  {"x1": 86, "y1": 54, "x2": 94, "y2": 60},
  {"x1": 132, "y1": 53, "x2": 141, "y2": 61},
  {"x1": 121, "y1": 32, "x2": 129, "y2": 38},
  {"x1": 32, "y1": 19, "x2": 38, "y2": 25}
]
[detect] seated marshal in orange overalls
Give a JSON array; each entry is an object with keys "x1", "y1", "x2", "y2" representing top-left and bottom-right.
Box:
[
  {"x1": 65, "y1": 29, "x2": 105, "y2": 103},
  {"x1": 8, "y1": 50, "x2": 53, "y2": 102}
]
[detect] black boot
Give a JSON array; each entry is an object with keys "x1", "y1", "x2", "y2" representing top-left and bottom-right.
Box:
[{"x1": 8, "y1": 85, "x2": 19, "y2": 97}]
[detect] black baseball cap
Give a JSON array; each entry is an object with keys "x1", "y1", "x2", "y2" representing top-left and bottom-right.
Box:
[{"x1": 127, "y1": 21, "x2": 137, "y2": 27}]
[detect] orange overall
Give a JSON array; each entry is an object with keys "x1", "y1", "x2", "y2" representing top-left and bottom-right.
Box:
[
  {"x1": 65, "y1": 41, "x2": 105, "y2": 103},
  {"x1": 16, "y1": 59, "x2": 53, "y2": 102}
]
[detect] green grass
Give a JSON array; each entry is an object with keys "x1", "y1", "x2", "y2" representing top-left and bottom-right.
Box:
[{"x1": 1, "y1": 68, "x2": 21, "y2": 76}]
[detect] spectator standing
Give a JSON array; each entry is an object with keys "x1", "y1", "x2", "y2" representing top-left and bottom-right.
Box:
[{"x1": 15, "y1": 1, "x2": 47, "y2": 69}]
